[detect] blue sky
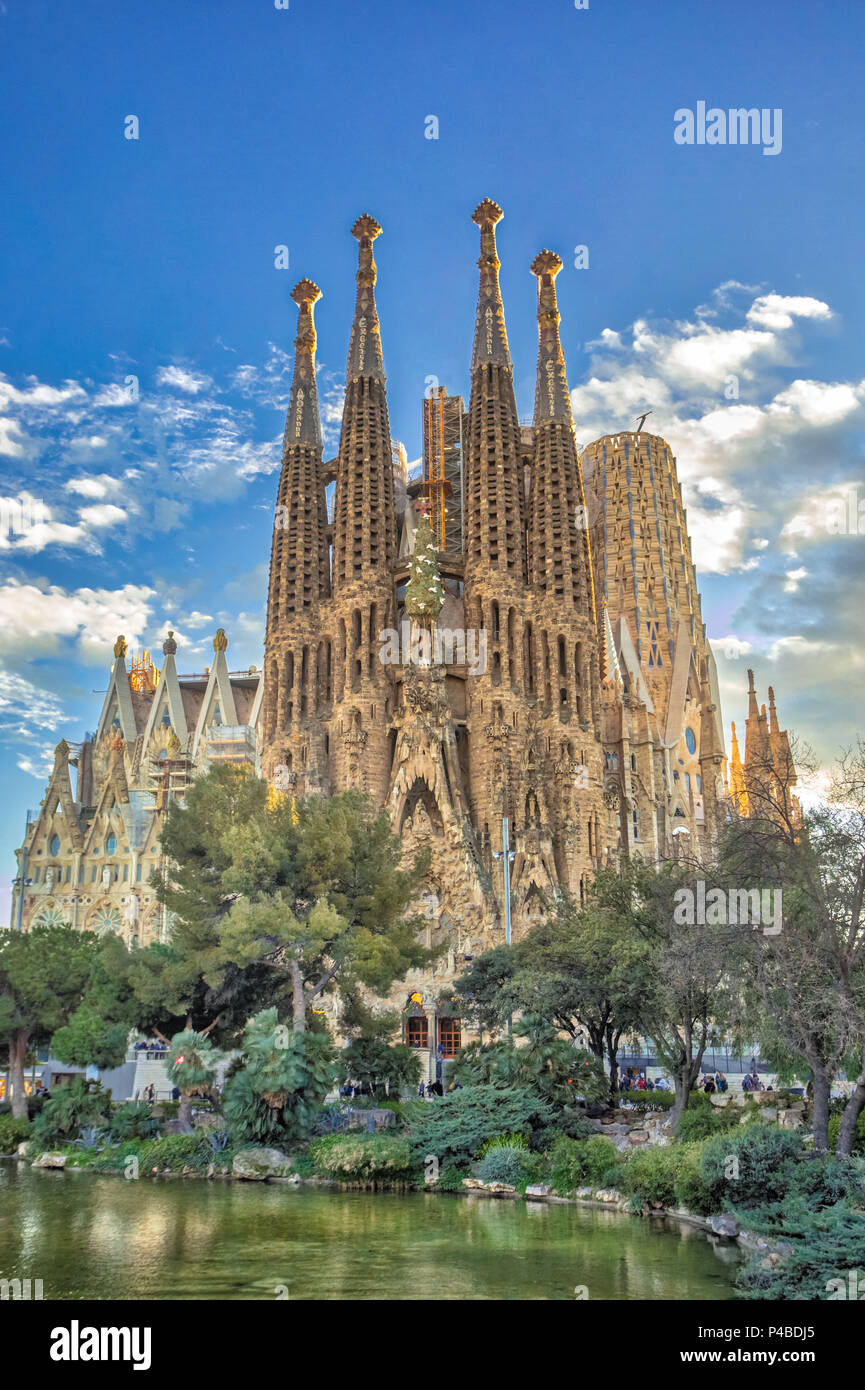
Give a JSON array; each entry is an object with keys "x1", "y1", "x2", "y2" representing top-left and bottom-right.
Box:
[{"x1": 1, "y1": 0, "x2": 864, "y2": 920}]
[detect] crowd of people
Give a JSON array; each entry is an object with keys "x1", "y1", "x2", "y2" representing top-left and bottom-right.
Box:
[{"x1": 618, "y1": 1068, "x2": 670, "y2": 1092}]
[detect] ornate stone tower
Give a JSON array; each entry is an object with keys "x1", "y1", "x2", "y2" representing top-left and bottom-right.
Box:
[
  {"x1": 462, "y1": 199, "x2": 530, "y2": 861},
  {"x1": 740, "y1": 671, "x2": 800, "y2": 826},
  {"x1": 329, "y1": 215, "x2": 396, "y2": 803},
  {"x1": 262, "y1": 278, "x2": 330, "y2": 793},
  {"x1": 581, "y1": 430, "x2": 727, "y2": 855}
]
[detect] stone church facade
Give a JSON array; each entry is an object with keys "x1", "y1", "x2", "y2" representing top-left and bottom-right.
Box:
[{"x1": 13, "y1": 200, "x2": 743, "y2": 1081}]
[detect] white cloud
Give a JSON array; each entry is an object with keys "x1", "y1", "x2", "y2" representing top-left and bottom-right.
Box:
[{"x1": 155, "y1": 365, "x2": 214, "y2": 395}]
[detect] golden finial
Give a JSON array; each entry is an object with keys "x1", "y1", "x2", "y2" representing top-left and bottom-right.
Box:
[
  {"x1": 213, "y1": 628, "x2": 228, "y2": 653},
  {"x1": 113, "y1": 635, "x2": 128, "y2": 659}
]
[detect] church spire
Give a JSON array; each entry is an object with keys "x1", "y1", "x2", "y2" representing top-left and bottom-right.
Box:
[
  {"x1": 471, "y1": 198, "x2": 512, "y2": 371},
  {"x1": 285, "y1": 278, "x2": 322, "y2": 448},
  {"x1": 527, "y1": 248, "x2": 597, "y2": 628},
  {"x1": 346, "y1": 214, "x2": 385, "y2": 382},
  {"x1": 463, "y1": 199, "x2": 523, "y2": 583},
  {"x1": 530, "y1": 250, "x2": 571, "y2": 423},
  {"x1": 729, "y1": 721, "x2": 748, "y2": 815}
]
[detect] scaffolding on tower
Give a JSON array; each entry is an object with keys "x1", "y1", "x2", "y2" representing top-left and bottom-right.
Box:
[{"x1": 421, "y1": 387, "x2": 464, "y2": 553}]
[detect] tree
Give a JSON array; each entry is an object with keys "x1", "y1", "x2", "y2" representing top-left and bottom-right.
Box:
[
  {"x1": 165, "y1": 1029, "x2": 222, "y2": 1131},
  {"x1": 619, "y1": 861, "x2": 735, "y2": 1130},
  {"x1": 222, "y1": 1009, "x2": 334, "y2": 1145},
  {"x1": 0, "y1": 925, "x2": 96, "y2": 1118},
  {"x1": 451, "y1": 944, "x2": 516, "y2": 1040},
  {"x1": 215, "y1": 782, "x2": 433, "y2": 1032},
  {"x1": 448, "y1": 1014, "x2": 608, "y2": 1112},
  {"x1": 724, "y1": 738, "x2": 865, "y2": 1156},
  {"x1": 511, "y1": 882, "x2": 653, "y2": 1093},
  {"x1": 51, "y1": 933, "x2": 140, "y2": 1069}
]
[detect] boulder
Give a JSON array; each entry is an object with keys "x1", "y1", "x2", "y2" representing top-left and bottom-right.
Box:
[
  {"x1": 32, "y1": 1152, "x2": 66, "y2": 1169},
  {"x1": 710, "y1": 1094, "x2": 730, "y2": 1107},
  {"x1": 593, "y1": 1188, "x2": 622, "y2": 1203},
  {"x1": 232, "y1": 1147, "x2": 295, "y2": 1181},
  {"x1": 576, "y1": 1186, "x2": 595, "y2": 1198},
  {"x1": 525, "y1": 1184, "x2": 551, "y2": 1198},
  {"x1": 778, "y1": 1109, "x2": 803, "y2": 1129},
  {"x1": 756, "y1": 1107, "x2": 778, "y2": 1123},
  {"x1": 485, "y1": 1182, "x2": 516, "y2": 1195},
  {"x1": 710, "y1": 1214, "x2": 740, "y2": 1238},
  {"x1": 16, "y1": 1141, "x2": 31, "y2": 1158},
  {"x1": 628, "y1": 1129, "x2": 650, "y2": 1144}
]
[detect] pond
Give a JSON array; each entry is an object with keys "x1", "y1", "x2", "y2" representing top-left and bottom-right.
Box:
[{"x1": 0, "y1": 1162, "x2": 741, "y2": 1300}]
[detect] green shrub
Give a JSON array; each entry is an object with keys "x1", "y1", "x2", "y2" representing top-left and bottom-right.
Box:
[
  {"x1": 309, "y1": 1132, "x2": 413, "y2": 1183},
  {"x1": 477, "y1": 1132, "x2": 529, "y2": 1157},
  {"x1": 673, "y1": 1141, "x2": 713, "y2": 1216},
  {"x1": 0, "y1": 1115, "x2": 30, "y2": 1154},
  {"x1": 549, "y1": 1134, "x2": 619, "y2": 1194},
  {"x1": 622, "y1": 1145, "x2": 681, "y2": 1208},
  {"x1": 478, "y1": 1145, "x2": 529, "y2": 1185},
  {"x1": 108, "y1": 1101, "x2": 161, "y2": 1143},
  {"x1": 600, "y1": 1165, "x2": 625, "y2": 1190},
  {"x1": 437, "y1": 1163, "x2": 471, "y2": 1192},
  {"x1": 677, "y1": 1100, "x2": 742, "y2": 1143},
  {"x1": 138, "y1": 1132, "x2": 213, "y2": 1173},
  {"x1": 32, "y1": 1078, "x2": 111, "y2": 1146},
  {"x1": 338, "y1": 1038, "x2": 421, "y2": 1100},
  {"x1": 828, "y1": 1110, "x2": 865, "y2": 1155},
  {"x1": 737, "y1": 1201, "x2": 865, "y2": 1300},
  {"x1": 700, "y1": 1124, "x2": 804, "y2": 1211},
  {"x1": 406, "y1": 1085, "x2": 553, "y2": 1166}
]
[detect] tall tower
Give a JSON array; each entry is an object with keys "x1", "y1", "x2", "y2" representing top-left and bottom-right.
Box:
[
  {"x1": 262, "y1": 278, "x2": 330, "y2": 790},
  {"x1": 582, "y1": 430, "x2": 726, "y2": 855},
  {"x1": 330, "y1": 215, "x2": 396, "y2": 801},
  {"x1": 741, "y1": 673, "x2": 800, "y2": 826},
  {"x1": 524, "y1": 250, "x2": 606, "y2": 898},
  {"x1": 462, "y1": 200, "x2": 529, "y2": 858}
]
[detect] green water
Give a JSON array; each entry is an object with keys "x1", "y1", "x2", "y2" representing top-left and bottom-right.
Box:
[{"x1": 0, "y1": 1161, "x2": 741, "y2": 1300}]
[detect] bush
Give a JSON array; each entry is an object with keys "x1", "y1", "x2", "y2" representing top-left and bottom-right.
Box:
[
  {"x1": 549, "y1": 1134, "x2": 619, "y2": 1194},
  {"x1": 309, "y1": 1133, "x2": 413, "y2": 1183},
  {"x1": 600, "y1": 1165, "x2": 625, "y2": 1190},
  {"x1": 108, "y1": 1101, "x2": 162, "y2": 1143},
  {"x1": 478, "y1": 1132, "x2": 529, "y2": 1157},
  {"x1": 32, "y1": 1078, "x2": 111, "y2": 1146},
  {"x1": 677, "y1": 1099, "x2": 743, "y2": 1143},
  {"x1": 406, "y1": 1085, "x2": 553, "y2": 1166},
  {"x1": 700, "y1": 1124, "x2": 804, "y2": 1212},
  {"x1": 478, "y1": 1145, "x2": 530, "y2": 1185},
  {"x1": 338, "y1": 1038, "x2": 421, "y2": 1100},
  {"x1": 737, "y1": 1202, "x2": 865, "y2": 1300},
  {"x1": 622, "y1": 1145, "x2": 681, "y2": 1208},
  {"x1": 436, "y1": 1163, "x2": 471, "y2": 1193},
  {"x1": 828, "y1": 1109, "x2": 865, "y2": 1155},
  {"x1": 140, "y1": 1133, "x2": 213, "y2": 1172},
  {"x1": 673, "y1": 1141, "x2": 713, "y2": 1216},
  {"x1": 0, "y1": 1115, "x2": 30, "y2": 1154},
  {"x1": 223, "y1": 1012, "x2": 334, "y2": 1146}
]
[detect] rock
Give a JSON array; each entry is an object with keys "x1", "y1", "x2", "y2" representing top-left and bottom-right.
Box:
[
  {"x1": 232, "y1": 1146, "x2": 294, "y2": 1181},
  {"x1": 16, "y1": 1141, "x2": 31, "y2": 1158},
  {"x1": 628, "y1": 1130, "x2": 650, "y2": 1144},
  {"x1": 757, "y1": 1108, "x2": 778, "y2": 1123},
  {"x1": 462, "y1": 1177, "x2": 485, "y2": 1190},
  {"x1": 576, "y1": 1186, "x2": 595, "y2": 1198},
  {"x1": 778, "y1": 1110, "x2": 803, "y2": 1129},
  {"x1": 525, "y1": 1184, "x2": 551, "y2": 1198},
  {"x1": 593, "y1": 1188, "x2": 622, "y2": 1203},
  {"x1": 32, "y1": 1152, "x2": 66, "y2": 1169},
  {"x1": 485, "y1": 1182, "x2": 516, "y2": 1194},
  {"x1": 710, "y1": 1214, "x2": 740, "y2": 1238}
]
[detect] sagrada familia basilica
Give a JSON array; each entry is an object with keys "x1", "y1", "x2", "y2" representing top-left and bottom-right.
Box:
[{"x1": 11, "y1": 200, "x2": 798, "y2": 1064}]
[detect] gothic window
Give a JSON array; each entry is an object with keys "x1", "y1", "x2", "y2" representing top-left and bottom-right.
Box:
[
  {"x1": 647, "y1": 620, "x2": 662, "y2": 667},
  {"x1": 685, "y1": 726, "x2": 697, "y2": 754},
  {"x1": 49, "y1": 834, "x2": 61, "y2": 856},
  {"x1": 106, "y1": 835, "x2": 117, "y2": 855},
  {"x1": 33, "y1": 907, "x2": 66, "y2": 929}
]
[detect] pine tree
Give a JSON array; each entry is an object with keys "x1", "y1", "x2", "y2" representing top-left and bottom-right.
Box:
[{"x1": 405, "y1": 511, "x2": 444, "y2": 626}]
